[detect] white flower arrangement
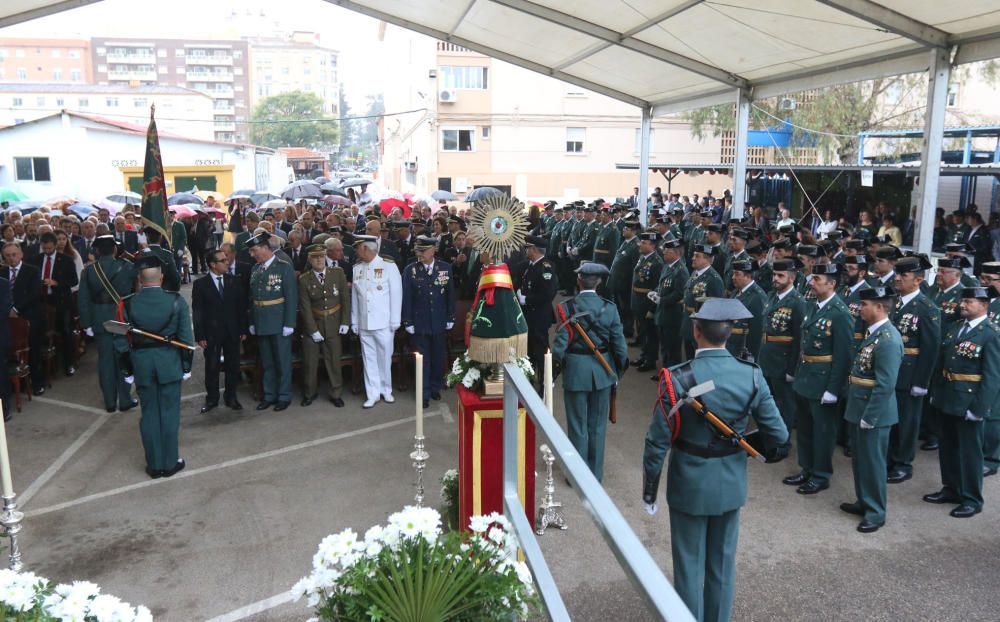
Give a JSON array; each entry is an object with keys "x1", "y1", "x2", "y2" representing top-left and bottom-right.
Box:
[
  {"x1": 447, "y1": 351, "x2": 535, "y2": 392},
  {"x1": 292, "y1": 506, "x2": 538, "y2": 621},
  {"x1": 0, "y1": 569, "x2": 152, "y2": 622}
]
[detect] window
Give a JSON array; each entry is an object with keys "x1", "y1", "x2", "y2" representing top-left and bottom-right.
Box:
[
  {"x1": 53, "y1": 69, "x2": 62, "y2": 80},
  {"x1": 96, "y1": 47, "x2": 105, "y2": 56},
  {"x1": 11, "y1": 98, "x2": 22, "y2": 107},
  {"x1": 17, "y1": 68, "x2": 26, "y2": 80},
  {"x1": 233, "y1": 50, "x2": 242, "y2": 59},
  {"x1": 15, "y1": 49, "x2": 25, "y2": 58},
  {"x1": 158, "y1": 66, "x2": 168, "y2": 73},
  {"x1": 51, "y1": 50, "x2": 61, "y2": 58},
  {"x1": 106, "y1": 97, "x2": 119, "y2": 107},
  {"x1": 14, "y1": 157, "x2": 51, "y2": 182},
  {"x1": 439, "y1": 65, "x2": 487, "y2": 89},
  {"x1": 134, "y1": 98, "x2": 148, "y2": 108},
  {"x1": 71, "y1": 69, "x2": 81, "y2": 82},
  {"x1": 97, "y1": 64, "x2": 107, "y2": 73},
  {"x1": 0, "y1": 50, "x2": 6, "y2": 60},
  {"x1": 78, "y1": 98, "x2": 89, "y2": 108},
  {"x1": 947, "y1": 85, "x2": 959, "y2": 107},
  {"x1": 177, "y1": 67, "x2": 185, "y2": 74},
  {"x1": 566, "y1": 127, "x2": 585, "y2": 153},
  {"x1": 36, "y1": 97, "x2": 45, "y2": 107},
  {"x1": 175, "y1": 48, "x2": 185, "y2": 57},
  {"x1": 482, "y1": 126, "x2": 491, "y2": 139},
  {"x1": 441, "y1": 128, "x2": 474, "y2": 152},
  {"x1": 69, "y1": 50, "x2": 80, "y2": 59},
  {"x1": 56, "y1": 98, "x2": 64, "y2": 106},
  {"x1": 634, "y1": 128, "x2": 655, "y2": 153},
  {"x1": 438, "y1": 177, "x2": 452, "y2": 192},
  {"x1": 157, "y1": 49, "x2": 166, "y2": 58}
]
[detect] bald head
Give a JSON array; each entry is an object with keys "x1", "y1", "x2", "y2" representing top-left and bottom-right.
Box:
[{"x1": 139, "y1": 266, "x2": 162, "y2": 286}]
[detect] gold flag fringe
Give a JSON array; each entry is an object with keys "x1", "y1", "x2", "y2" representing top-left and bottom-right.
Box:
[{"x1": 468, "y1": 333, "x2": 528, "y2": 363}]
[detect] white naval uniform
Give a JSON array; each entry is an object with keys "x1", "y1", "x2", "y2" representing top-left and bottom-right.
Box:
[{"x1": 351, "y1": 255, "x2": 403, "y2": 399}]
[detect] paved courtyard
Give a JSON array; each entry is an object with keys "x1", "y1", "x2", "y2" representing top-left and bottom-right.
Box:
[{"x1": 6, "y1": 287, "x2": 1000, "y2": 621}]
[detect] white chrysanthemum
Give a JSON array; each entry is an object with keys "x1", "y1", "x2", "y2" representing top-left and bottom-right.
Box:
[
  {"x1": 0, "y1": 580, "x2": 35, "y2": 611},
  {"x1": 291, "y1": 576, "x2": 312, "y2": 602},
  {"x1": 468, "y1": 514, "x2": 491, "y2": 533},
  {"x1": 66, "y1": 580, "x2": 101, "y2": 599},
  {"x1": 86, "y1": 594, "x2": 124, "y2": 622},
  {"x1": 133, "y1": 605, "x2": 153, "y2": 622},
  {"x1": 515, "y1": 561, "x2": 534, "y2": 590}
]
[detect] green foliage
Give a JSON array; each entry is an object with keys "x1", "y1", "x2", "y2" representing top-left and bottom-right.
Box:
[
  {"x1": 250, "y1": 90, "x2": 339, "y2": 149},
  {"x1": 439, "y1": 468, "x2": 460, "y2": 532}
]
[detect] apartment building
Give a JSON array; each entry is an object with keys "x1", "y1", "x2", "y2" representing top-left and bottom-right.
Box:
[
  {"x1": 0, "y1": 38, "x2": 91, "y2": 84},
  {"x1": 89, "y1": 37, "x2": 251, "y2": 143},
  {"x1": 249, "y1": 31, "x2": 339, "y2": 117}
]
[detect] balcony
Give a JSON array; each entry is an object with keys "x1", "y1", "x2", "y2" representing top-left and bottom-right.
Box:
[
  {"x1": 213, "y1": 104, "x2": 235, "y2": 115},
  {"x1": 214, "y1": 121, "x2": 236, "y2": 132},
  {"x1": 186, "y1": 71, "x2": 234, "y2": 82},
  {"x1": 108, "y1": 68, "x2": 158, "y2": 81},
  {"x1": 106, "y1": 51, "x2": 155, "y2": 63},
  {"x1": 193, "y1": 85, "x2": 234, "y2": 98},
  {"x1": 185, "y1": 54, "x2": 233, "y2": 66}
]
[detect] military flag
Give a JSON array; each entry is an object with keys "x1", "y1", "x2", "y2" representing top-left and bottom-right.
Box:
[{"x1": 140, "y1": 105, "x2": 171, "y2": 247}]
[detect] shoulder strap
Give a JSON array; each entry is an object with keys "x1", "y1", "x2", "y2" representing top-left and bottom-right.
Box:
[{"x1": 93, "y1": 260, "x2": 122, "y2": 304}]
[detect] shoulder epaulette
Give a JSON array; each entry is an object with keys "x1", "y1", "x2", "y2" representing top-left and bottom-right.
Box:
[
  {"x1": 382, "y1": 257, "x2": 395, "y2": 263},
  {"x1": 733, "y1": 357, "x2": 762, "y2": 371}
]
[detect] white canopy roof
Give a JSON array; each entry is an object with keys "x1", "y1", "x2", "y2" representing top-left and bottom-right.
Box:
[{"x1": 4, "y1": 1, "x2": 1000, "y2": 114}]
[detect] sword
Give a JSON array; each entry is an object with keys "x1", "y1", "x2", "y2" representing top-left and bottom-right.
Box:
[{"x1": 103, "y1": 320, "x2": 197, "y2": 352}]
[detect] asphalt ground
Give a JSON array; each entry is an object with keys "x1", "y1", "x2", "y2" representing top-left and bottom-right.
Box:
[{"x1": 7, "y1": 282, "x2": 1000, "y2": 621}]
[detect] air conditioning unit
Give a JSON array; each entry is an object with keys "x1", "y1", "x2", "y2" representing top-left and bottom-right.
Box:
[
  {"x1": 403, "y1": 161, "x2": 417, "y2": 171},
  {"x1": 439, "y1": 89, "x2": 458, "y2": 103},
  {"x1": 778, "y1": 97, "x2": 797, "y2": 111}
]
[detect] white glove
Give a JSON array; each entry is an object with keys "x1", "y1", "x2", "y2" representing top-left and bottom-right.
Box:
[
  {"x1": 570, "y1": 248, "x2": 579, "y2": 257},
  {"x1": 517, "y1": 290, "x2": 526, "y2": 305},
  {"x1": 391, "y1": 324, "x2": 400, "y2": 332},
  {"x1": 311, "y1": 331, "x2": 323, "y2": 343},
  {"x1": 339, "y1": 325, "x2": 349, "y2": 335},
  {"x1": 405, "y1": 326, "x2": 415, "y2": 335},
  {"x1": 647, "y1": 291, "x2": 660, "y2": 304},
  {"x1": 249, "y1": 325, "x2": 256, "y2": 335},
  {"x1": 84, "y1": 327, "x2": 94, "y2": 337},
  {"x1": 446, "y1": 322, "x2": 454, "y2": 330},
  {"x1": 910, "y1": 386, "x2": 928, "y2": 397},
  {"x1": 124, "y1": 375, "x2": 134, "y2": 385},
  {"x1": 820, "y1": 391, "x2": 838, "y2": 404},
  {"x1": 860, "y1": 419, "x2": 875, "y2": 430},
  {"x1": 644, "y1": 502, "x2": 658, "y2": 516},
  {"x1": 784, "y1": 374, "x2": 795, "y2": 383},
  {"x1": 965, "y1": 410, "x2": 984, "y2": 422},
  {"x1": 282, "y1": 326, "x2": 294, "y2": 337},
  {"x1": 351, "y1": 325, "x2": 358, "y2": 334},
  {"x1": 182, "y1": 372, "x2": 191, "y2": 381}
]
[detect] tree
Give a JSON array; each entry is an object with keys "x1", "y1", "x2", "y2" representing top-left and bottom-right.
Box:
[
  {"x1": 337, "y1": 85, "x2": 355, "y2": 166},
  {"x1": 250, "y1": 90, "x2": 339, "y2": 149}
]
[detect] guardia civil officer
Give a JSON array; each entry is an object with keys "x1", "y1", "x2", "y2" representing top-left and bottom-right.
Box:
[
  {"x1": 924, "y1": 287, "x2": 1000, "y2": 518},
  {"x1": 631, "y1": 232, "x2": 664, "y2": 372},
  {"x1": 517, "y1": 235, "x2": 559, "y2": 392},
  {"x1": 114, "y1": 253, "x2": 194, "y2": 479},
  {"x1": 840, "y1": 286, "x2": 903, "y2": 533},
  {"x1": 402, "y1": 235, "x2": 455, "y2": 408},
  {"x1": 247, "y1": 231, "x2": 298, "y2": 411},
  {"x1": 980, "y1": 262, "x2": 1000, "y2": 475},
  {"x1": 551, "y1": 262, "x2": 628, "y2": 482},
  {"x1": 651, "y1": 237, "x2": 688, "y2": 371},
  {"x1": 608, "y1": 219, "x2": 641, "y2": 339},
  {"x1": 643, "y1": 298, "x2": 788, "y2": 622},
  {"x1": 759, "y1": 259, "x2": 805, "y2": 430}
]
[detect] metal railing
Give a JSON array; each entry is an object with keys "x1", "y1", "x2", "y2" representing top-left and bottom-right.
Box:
[{"x1": 501, "y1": 363, "x2": 695, "y2": 621}]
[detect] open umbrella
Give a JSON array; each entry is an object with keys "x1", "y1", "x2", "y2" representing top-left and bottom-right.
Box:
[
  {"x1": 321, "y1": 182, "x2": 349, "y2": 197},
  {"x1": 169, "y1": 205, "x2": 198, "y2": 219},
  {"x1": 5, "y1": 200, "x2": 42, "y2": 215},
  {"x1": 315, "y1": 177, "x2": 331, "y2": 184},
  {"x1": 94, "y1": 199, "x2": 123, "y2": 214},
  {"x1": 69, "y1": 201, "x2": 98, "y2": 218},
  {"x1": 465, "y1": 186, "x2": 504, "y2": 202},
  {"x1": 0, "y1": 188, "x2": 29, "y2": 203},
  {"x1": 259, "y1": 199, "x2": 288, "y2": 211},
  {"x1": 42, "y1": 196, "x2": 76, "y2": 211},
  {"x1": 431, "y1": 189, "x2": 457, "y2": 201},
  {"x1": 323, "y1": 195, "x2": 353, "y2": 207},
  {"x1": 168, "y1": 192, "x2": 205, "y2": 206},
  {"x1": 281, "y1": 179, "x2": 323, "y2": 200},
  {"x1": 106, "y1": 191, "x2": 141, "y2": 204},
  {"x1": 340, "y1": 178, "x2": 373, "y2": 189},
  {"x1": 250, "y1": 192, "x2": 279, "y2": 205},
  {"x1": 195, "y1": 190, "x2": 225, "y2": 202},
  {"x1": 229, "y1": 189, "x2": 256, "y2": 200},
  {"x1": 379, "y1": 198, "x2": 412, "y2": 218}
]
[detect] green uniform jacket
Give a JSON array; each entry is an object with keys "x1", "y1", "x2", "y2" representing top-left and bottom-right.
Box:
[
  {"x1": 797, "y1": 274, "x2": 818, "y2": 304},
  {"x1": 756, "y1": 261, "x2": 773, "y2": 294},
  {"x1": 170, "y1": 219, "x2": 187, "y2": 254},
  {"x1": 571, "y1": 220, "x2": 600, "y2": 261},
  {"x1": 654, "y1": 260, "x2": 689, "y2": 329},
  {"x1": 680, "y1": 266, "x2": 724, "y2": 343},
  {"x1": 115, "y1": 287, "x2": 195, "y2": 384},
  {"x1": 792, "y1": 295, "x2": 854, "y2": 399},
  {"x1": 249, "y1": 257, "x2": 298, "y2": 335},
  {"x1": 930, "y1": 283, "x2": 963, "y2": 328},
  {"x1": 298, "y1": 266, "x2": 351, "y2": 336},
  {"x1": 758, "y1": 289, "x2": 805, "y2": 378},
  {"x1": 553, "y1": 219, "x2": 573, "y2": 259},
  {"x1": 988, "y1": 297, "x2": 1000, "y2": 329},
  {"x1": 890, "y1": 292, "x2": 941, "y2": 390},
  {"x1": 609, "y1": 236, "x2": 639, "y2": 294},
  {"x1": 643, "y1": 350, "x2": 788, "y2": 515},
  {"x1": 841, "y1": 281, "x2": 872, "y2": 348},
  {"x1": 78, "y1": 256, "x2": 136, "y2": 334},
  {"x1": 932, "y1": 319, "x2": 1000, "y2": 419},
  {"x1": 147, "y1": 245, "x2": 180, "y2": 292},
  {"x1": 844, "y1": 321, "x2": 903, "y2": 428},
  {"x1": 723, "y1": 249, "x2": 749, "y2": 293},
  {"x1": 551, "y1": 292, "x2": 628, "y2": 391},
  {"x1": 592, "y1": 223, "x2": 620, "y2": 267},
  {"x1": 631, "y1": 252, "x2": 664, "y2": 322},
  {"x1": 727, "y1": 282, "x2": 766, "y2": 360}
]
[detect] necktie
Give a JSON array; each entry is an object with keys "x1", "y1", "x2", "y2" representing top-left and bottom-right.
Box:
[
  {"x1": 43, "y1": 255, "x2": 52, "y2": 281},
  {"x1": 8, "y1": 267, "x2": 15, "y2": 293},
  {"x1": 217, "y1": 276, "x2": 224, "y2": 296},
  {"x1": 958, "y1": 321, "x2": 970, "y2": 339},
  {"x1": 318, "y1": 272, "x2": 324, "y2": 284}
]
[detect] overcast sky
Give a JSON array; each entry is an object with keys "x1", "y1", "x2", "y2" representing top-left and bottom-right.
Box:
[{"x1": 0, "y1": 0, "x2": 392, "y2": 110}]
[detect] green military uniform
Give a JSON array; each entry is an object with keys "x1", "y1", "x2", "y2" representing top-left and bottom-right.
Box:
[
  {"x1": 931, "y1": 282, "x2": 964, "y2": 328},
  {"x1": 632, "y1": 248, "x2": 664, "y2": 366},
  {"x1": 552, "y1": 286, "x2": 628, "y2": 482},
  {"x1": 169, "y1": 219, "x2": 188, "y2": 272},
  {"x1": 888, "y1": 281, "x2": 940, "y2": 478},
  {"x1": 570, "y1": 217, "x2": 600, "y2": 263},
  {"x1": 841, "y1": 280, "x2": 872, "y2": 349},
  {"x1": 931, "y1": 309, "x2": 1000, "y2": 512},
  {"x1": 727, "y1": 280, "x2": 766, "y2": 361},
  {"x1": 553, "y1": 216, "x2": 576, "y2": 293},
  {"x1": 644, "y1": 318, "x2": 788, "y2": 621},
  {"x1": 609, "y1": 232, "x2": 640, "y2": 338},
  {"x1": 755, "y1": 260, "x2": 773, "y2": 295},
  {"x1": 298, "y1": 263, "x2": 351, "y2": 402},
  {"x1": 592, "y1": 221, "x2": 620, "y2": 268},
  {"x1": 146, "y1": 244, "x2": 180, "y2": 292},
  {"x1": 986, "y1": 273, "x2": 1000, "y2": 472},
  {"x1": 249, "y1": 245, "x2": 299, "y2": 406},
  {"x1": 791, "y1": 288, "x2": 853, "y2": 488},
  {"x1": 758, "y1": 281, "x2": 805, "y2": 430},
  {"x1": 680, "y1": 265, "x2": 725, "y2": 355},
  {"x1": 844, "y1": 313, "x2": 903, "y2": 527},
  {"x1": 723, "y1": 249, "x2": 749, "y2": 294},
  {"x1": 115, "y1": 281, "x2": 194, "y2": 476},
  {"x1": 655, "y1": 257, "x2": 689, "y2": 368},
  {"x1": 78, "y1": 243, "x2": 137, "y2": 411}
]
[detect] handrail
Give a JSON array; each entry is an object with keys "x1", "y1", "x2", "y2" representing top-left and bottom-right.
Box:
[{"x1": 501, "y1": 363, "x2": 695, "y2": 621}]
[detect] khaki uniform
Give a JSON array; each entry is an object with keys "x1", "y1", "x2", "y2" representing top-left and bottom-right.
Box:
[{"x1": 299, "y1": 267, "x2": 351, "y2": 400}]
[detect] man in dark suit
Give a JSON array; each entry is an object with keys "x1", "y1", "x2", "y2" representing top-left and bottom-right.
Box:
[
  {"x1": 285, "y1": 230, "x2": 308, "y2": 272},
  {"x1": 112, "y1": 217, "x2": 140, "y2": 255},
  {"x1": 75, "y1": 219, "x2": 98, "y2": 262},
  {"x1": 966, "y1": 210, "x2": 992, "y2": 275},
  {"x1": 192, "y1": 249, "x2": 247, "y2": 413},
  {"x1": 28, "y1": 232, "x2": 79, "y2": 376},
  {"x1": 0, "y1": 273, "x2": 11, "y2": 420},
  {"x1": 394, "y1": 221, "x2": 415, "y2": 269},
  {"x1": 1, "y1": 242, "x2": 46, "y2": 393}
]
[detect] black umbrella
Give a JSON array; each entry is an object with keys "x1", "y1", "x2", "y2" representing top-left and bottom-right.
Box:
[
  {"x1": 320, "y1": 182, "x2": 349, "y2": 197},
  {"x1": 167, "y1": 192, "x2": 205, "y2": 206},
  {"x1": 281, "y1": 179, "x2": 323, "y2": 200},
  {"x1": 249, "y1": 192, "x2": 279, "y2": 205},
  {"x1": 229, "y1": 189, "x2": 257, "y2": 200},
  {"x1": 339, "y1": 177, "x2": 373, "y2": 189},
  {"x1": 315, "y1": 176, "x2": 331, "y2": 184},
  {"x1": 431, "y1": 189, "x2": 457, "y2": 201},
  {"x1": 464, "y1": 186, "x2": 504, "y2": 202}
]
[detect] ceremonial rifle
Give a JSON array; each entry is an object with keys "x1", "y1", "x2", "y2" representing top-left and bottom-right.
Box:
[
  {"x1": 664, "y1": 378, "x2": 765, "y2": 462},
  {"x1": 558, "y1": 310, "x2": 618, "y2": 423},
  {"x1": 103, "y1": 320, "x2": 197, "y2": 352}
]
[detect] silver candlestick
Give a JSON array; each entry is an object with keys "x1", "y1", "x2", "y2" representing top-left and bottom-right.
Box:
[
  {"x1": 410, "y1": 436, "x2": 429, "y2": 507},
  {"x1": 0, "y1": 494, "x2": 23, "y2": 571},
  {"x1": 535, "y1": 445, "x2": 567, "y2": 535}
]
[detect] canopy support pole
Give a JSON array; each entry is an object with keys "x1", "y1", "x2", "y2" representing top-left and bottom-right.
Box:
[
  {"x1": 732, "y1": 88, "x2": 751, "y2": 220},
  {"x1": 914, "y1": 48, "x2": 951, "y2": 254},
  {"x1": 638, "y1": 105, "x2": 652, "y2": 222}
]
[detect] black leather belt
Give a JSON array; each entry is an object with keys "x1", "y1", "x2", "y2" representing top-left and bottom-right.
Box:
[
  {"x1": 569, "y1": 345, "x2": 608, "y2": 355},
  {"x1": 674, "y1": 437, "x2": 741, "y2": 458},
  {"x1": 133, "y1": 342, "x2": 169, "y2": 350}
]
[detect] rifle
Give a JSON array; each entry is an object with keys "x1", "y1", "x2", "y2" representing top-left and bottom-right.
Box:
[
  {"x1": 559, "y1": 310, "x2": 618, "y2": 423},
  {"x1": 664, "y1": 378, "x2": 765, "y2": 462},
  {"x1": 103, "y1": 320, "x2": 197, "y2": 352}
]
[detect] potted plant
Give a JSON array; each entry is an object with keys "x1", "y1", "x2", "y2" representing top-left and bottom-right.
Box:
[{"x1": 0, "y1": 569, "x2": 152, "y2": 621}]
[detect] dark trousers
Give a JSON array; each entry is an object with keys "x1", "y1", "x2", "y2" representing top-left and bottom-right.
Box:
[
  {"x1": 203, "y1": 336, "x2": 240, "y2": 404},
  {"x1": 889, "y1": 390, "x2": 923, "y2": 473},
  {"x1": 796, "y1": 399, "x2": 839, "y2": 484},
  {"x1": 669, "y1": 507, "x2": 740, "y2": 622},
  {"x1": 258, "y1": 334, "x2": 292, "y2": 403},
  {"x1": 633, "y1": 298, "x2": 658, "y2": 363},
  {"x1": 766, "y1": 374, "x2": 797, "y2": 430},
  {"x1": 849, "y1": 423, "x2": 890, "y2": 524},
  {"x1": 411, "y1": 332, "x2": 446, "y2": 400},
  {"x1": 95, "y1": 331, "x2": 133, "y2": 410},
  {"x1": 189, "y1": 243, "x2": 208, "y2": 273},
  {"x1": 46, "y1": 299, "x2": 75, "y2": 372},
  {"x1": 526, "y1": 326, "x2": 549, "y2": 394},
  {"x1": 658, "y1": 322, "x2": 683, "y2": 368},
  {"x1": 920, "y1": 397, "x2": 940, "y2": 442},
  {"x1": 984, "y1": 419, "x2": 1000, "y2": 471},
  {"x1": 28, "y1": 318, "x2": 46, "y2": 387},
  {"x1": 938, "y1": 415, "x2": 984, "y2": 509},
  {"x1": 614, "y1": 288, "x2": 634, "y2": 338}
]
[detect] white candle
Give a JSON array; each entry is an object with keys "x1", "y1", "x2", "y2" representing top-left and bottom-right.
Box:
[
  {"x1": 0, "y1": 399, "x2": 13, "y2": 497},
  {"x1": 415, "y1": 352, "x2": 424, "y2": 438},
  {"x1": 544, "y1": 349, "x2": 553, "y2": 416}
]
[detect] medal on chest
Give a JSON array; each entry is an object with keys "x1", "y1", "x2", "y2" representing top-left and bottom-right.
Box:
[
  {"x1": 957, "y1": 340, "x2": 983, "y2": 359},
  {"x1": 771, "y1": 306, "x2": 791, "y2": 332},
  {"x1": 858, "y1": 338, "x2": 878, "y2": 372}
]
